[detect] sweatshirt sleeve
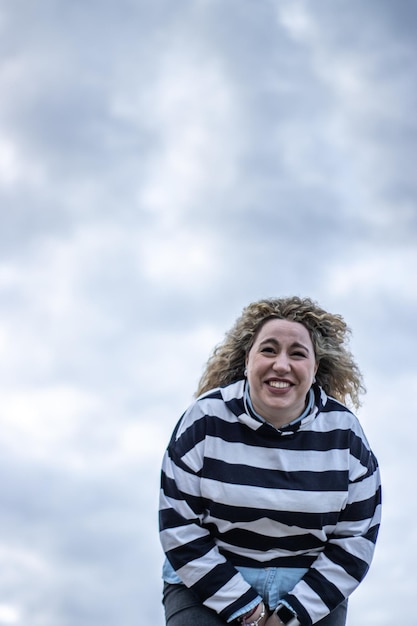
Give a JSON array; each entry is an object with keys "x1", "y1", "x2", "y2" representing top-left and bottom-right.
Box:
[
  {"x1": 283, "y1": 430, "x2": 382, "y2": 626},
  {"x1": 159, "y1": 404, "x2": 260, "y2": 622}
]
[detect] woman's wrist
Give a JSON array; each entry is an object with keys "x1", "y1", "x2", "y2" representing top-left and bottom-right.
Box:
[
  {"x1": 240, "y1": 604, "x2": 260, "y2": 621},
  {"x1": 239, "y1": 601, "x2": 266, "y2": 625}
]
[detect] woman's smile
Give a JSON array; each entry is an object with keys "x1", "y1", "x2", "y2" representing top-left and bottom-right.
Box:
[{"x1": 268, "y1": 380, "x2": 291, "y2": 389}]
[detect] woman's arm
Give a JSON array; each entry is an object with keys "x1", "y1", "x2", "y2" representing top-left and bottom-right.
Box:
[
  {"x1": 159, "y1": 406, "x2": 260, "y2": 623},
  {"x1": 280, "y1": 439, "x2": 381, "y2": 626}
]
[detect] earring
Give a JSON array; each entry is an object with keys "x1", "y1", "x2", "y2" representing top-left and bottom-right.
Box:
[{"x1": 244, "y1": 368, "x2": 248, "y2": 377}]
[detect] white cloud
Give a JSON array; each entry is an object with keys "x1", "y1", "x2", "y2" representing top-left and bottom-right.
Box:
[
  {"x1": 0, "y1": 544, "x2": 50, "y2": 626},
  {"x1": 0, "y1": 54, "x2": 49, "y2": 188},
  {"x1": 325, "y1": 245, "x2": 417, "y2": 300},
  {"x1": 276, "y1": 0, "x2": 416, "y2": 232},
  {"x1": 139, "y1": 46, "x2": 241, "y2": 226},
  {"x1": 0, "y1": 137, "x2": 42, "y2": 187},
  {"x1": 348, "y1": 370, "x2": 417, "y2": 624},
  {"x1": 0, "y1": 605, "x2": 20, "y2": 625},
  {"x1": 133, "y1": 324, "x2": 220, "y2": 401},
  {"x1": 277, "y1": 2, "x2": 316, "y2": 42},
  {"x1": 139, "y1": 226, "x2": 220, "y2": 286},
  {"x1": 0, "y1": 385, "x2": 101, "y2": 463}
]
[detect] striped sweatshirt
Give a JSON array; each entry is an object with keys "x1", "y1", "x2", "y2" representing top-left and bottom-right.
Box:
[{"x1": 159, "y1": 380, "x2": 381, "y2": 625}]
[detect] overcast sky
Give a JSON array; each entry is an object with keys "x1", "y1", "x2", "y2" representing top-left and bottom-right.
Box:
[{"x1": 0, "y1": 1, "x2": 416, "y2": 625}]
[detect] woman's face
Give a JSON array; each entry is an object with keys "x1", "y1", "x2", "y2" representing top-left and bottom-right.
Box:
[{"x1": 245, "y1": 318, "x2": 318, "y2": 427}]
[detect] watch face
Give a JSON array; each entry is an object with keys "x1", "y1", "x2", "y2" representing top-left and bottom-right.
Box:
[{"x1": 277, "y1": 605, "x2": 295, "y2": 624}]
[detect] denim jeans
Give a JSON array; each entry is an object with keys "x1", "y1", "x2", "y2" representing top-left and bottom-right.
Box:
[{"x1": 162, "y1": 582, "x2": 348, "y2": 626}]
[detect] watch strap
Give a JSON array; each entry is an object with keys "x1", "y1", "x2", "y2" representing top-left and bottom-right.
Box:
[{"x1": 275, "y1": 604, "x2": 300, "y2": 626}]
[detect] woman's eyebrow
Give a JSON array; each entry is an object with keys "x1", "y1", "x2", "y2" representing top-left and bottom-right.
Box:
[
  {"x1": 259, "y1": 337, "x2": 280, "y2": 346},
  {"x1": 259, "y1": 338, "x2": 310, "y2": 352},
  {"x1": 291, "y1": 341, "x2": 311, "y2": 353}
]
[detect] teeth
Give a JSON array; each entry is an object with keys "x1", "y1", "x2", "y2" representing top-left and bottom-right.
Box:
[{"x1": 269, "y1": 381, "x2": 290, "y2": 388}]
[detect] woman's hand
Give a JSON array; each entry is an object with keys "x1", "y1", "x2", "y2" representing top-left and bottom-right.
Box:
[
  {"x1": 240, "y1": 602, "x2": 269, "y2": 626},
  {"x1": 238, "y1": 604, "x2": 283, "y2": 626},
  {"x1": 243, "y1": 608, "x2": 280, "y2": 626}
]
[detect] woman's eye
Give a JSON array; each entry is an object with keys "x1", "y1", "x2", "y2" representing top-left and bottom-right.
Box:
[{"x1": 261, "y1": 347, "x2": 275, "y2": 353}]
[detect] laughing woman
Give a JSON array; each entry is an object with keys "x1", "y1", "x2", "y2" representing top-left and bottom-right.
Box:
[{"x1": 159, "y1": 296, "x2": 381, "y2": 626}]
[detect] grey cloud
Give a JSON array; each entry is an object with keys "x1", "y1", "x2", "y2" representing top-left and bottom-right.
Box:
[{"x1": 0, "y1": 1, "x2": 416, "y2": 625}]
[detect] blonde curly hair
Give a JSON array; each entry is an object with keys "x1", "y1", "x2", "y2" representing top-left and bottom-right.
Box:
[{"x1": 196, "y1": 296, "x2": 365, "y2": 410}]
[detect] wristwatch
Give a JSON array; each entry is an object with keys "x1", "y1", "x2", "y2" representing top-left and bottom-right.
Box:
[{"x1": 275, "y1": 604, "x2": 300, "y2": 626}]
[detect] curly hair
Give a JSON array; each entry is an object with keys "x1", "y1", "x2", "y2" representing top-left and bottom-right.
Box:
[{"x1": 195, "y1": 296, "x2": 365, "y2": 410}]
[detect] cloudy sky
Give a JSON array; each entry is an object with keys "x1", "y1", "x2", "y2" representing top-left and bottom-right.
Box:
[{"x1": 0, "y1": 1, "x2": 416, "y2": 625}]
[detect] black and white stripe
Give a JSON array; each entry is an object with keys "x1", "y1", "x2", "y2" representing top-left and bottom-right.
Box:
[{"x1": 159, "y1": 380, "x2": 381, "y2": 624}]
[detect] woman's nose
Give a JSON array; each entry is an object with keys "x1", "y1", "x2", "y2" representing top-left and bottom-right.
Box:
[{"x1": 272, "y1": 354, "x2": 290, "y2": 371}]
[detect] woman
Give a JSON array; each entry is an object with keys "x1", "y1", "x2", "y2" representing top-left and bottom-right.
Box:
[{"x1": 159, "y1": 297, "x2": 381, "y2": 626}]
